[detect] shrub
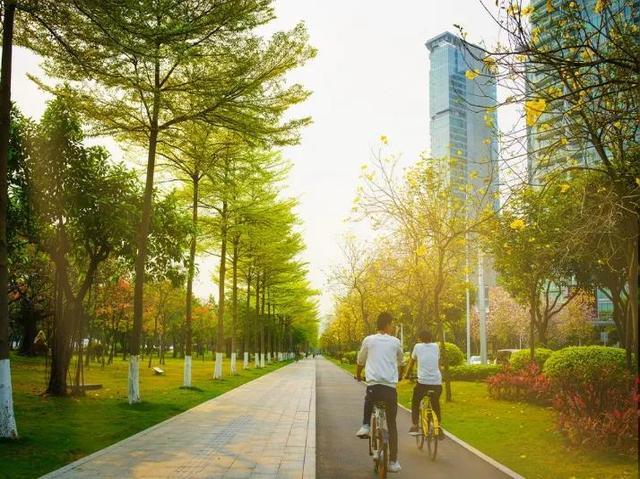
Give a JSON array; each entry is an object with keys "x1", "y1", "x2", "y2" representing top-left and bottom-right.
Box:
[
  {"x1": 543, "y1": 346, "x2": 629, "y2": 385},
  {"x1": 487, "y1": 363, "x2": 551, "y2": 404},
  {"x1": 341, "y1": 351, "x2": 358, "y2": 364},
  {"x1": 509, "y1": 348, "x2": 553, "y2": 370},
  {"x1": 442, "y1": 342, "x2": 465, "y2": 367},
  {"x1": 543, "y1": 346, "x2": 637, "y2": 456},
  {"x1": 553, "y1": 378, "x2": 638, "y2": 456},
  {"x1": 446, "y1": 364, "x2": 500, "y2": 381}
]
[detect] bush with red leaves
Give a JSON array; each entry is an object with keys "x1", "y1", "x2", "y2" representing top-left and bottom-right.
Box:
[{"x1": 486, "y1": 362, "x2": 552, "y2": 405}]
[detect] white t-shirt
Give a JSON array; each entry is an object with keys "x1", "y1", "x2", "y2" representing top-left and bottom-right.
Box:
[
  {"x1": 357, "y1": 333, "x2": 404, "y2": 388},
  {"x1": 412, "y1": 342, "x2": 442, "y2": 385}
]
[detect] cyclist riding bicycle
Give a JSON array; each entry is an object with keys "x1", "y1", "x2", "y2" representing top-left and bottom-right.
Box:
[
  {"x1": 354, "y1": 311, "x2": 404, "y2": 473},
  {"x1": 404, "y1": 329, "x2": 445, "y2": 440}
]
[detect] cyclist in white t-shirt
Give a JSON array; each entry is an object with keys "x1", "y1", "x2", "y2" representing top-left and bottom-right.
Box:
[
  {"x1": 354, "y1": 311, "x2": 404, "y2": 473},
  {"x1": 403, "y1": 329, "x2": 445, "y2": 439}
]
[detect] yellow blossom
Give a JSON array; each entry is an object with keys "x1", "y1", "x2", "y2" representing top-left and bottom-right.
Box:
[
  {"x1": 546, "y1": 0, "x2": 554, "y2": 13},
  {"x1": 510, "y1": 218, "x2": 526, "y2": 231},
  {"x1": 465, "y1": 69, "x2": 480, "y2": 81},
  {"x1": 559, "y1": 183, "x2": 570, "y2": 193},
  {"x1": 525, "y1": 98, "x2": 546, "y2": 126},
  {"x1": 380, "y1": 135, "x2": 388, "y2": 145},
  {"x1": 595, "y1": 0, "x2": 609, "y2": 13}
]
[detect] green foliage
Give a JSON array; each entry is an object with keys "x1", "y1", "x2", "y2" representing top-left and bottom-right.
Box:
[
  {"x1": 341, "y1": 351, "x2": 358, "y2": 364},
  {"x1": 510, "y1": 348, "x2": 553, "y2": 370},
  {"x1": 446, "y1": 364, "x2": 500, "y2": 381},
  {"x1": 443, "y1": 342, "x2": 465, "y2": 367},
  {"x1": 543, "y1": 346, "x2": 629, "y2": 384}
]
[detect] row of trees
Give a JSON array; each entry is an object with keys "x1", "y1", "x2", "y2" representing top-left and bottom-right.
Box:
[
  {"x1": 0, "y1": 0, "x2": 318, "y2": 439},
  {"x1": 322, "y1": 0, "x2": 638, "y2": 400}
]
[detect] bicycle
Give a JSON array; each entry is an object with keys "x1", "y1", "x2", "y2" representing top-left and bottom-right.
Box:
[
  {"x1": 368, "y1": 401, "x2": 390, "y2": 479},
  {"x1": 415, "y1": 390, "x2": 439, "y2": 460}
]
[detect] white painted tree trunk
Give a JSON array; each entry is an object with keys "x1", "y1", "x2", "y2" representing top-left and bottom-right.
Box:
[
  {"x1": 267, "y1": 352, "x2": 271, "y2": 363},
  {"x1": 243, "y1": 352, "x2": 249, "y2": 369},
  {"x1": 128, "y1": 355, "x2": 141, "y2": 404},
  {"x1": 214, "y1": 352, "x2": 223, "y2": 379},
  {"x1": 0, "y1": 359, "x2": 18, "y2": 438},
  {"x1": 260, "y1": 353, "x2": 265, "y2": 368},
  {"x1": 230, "y1": 352, "x2": 237, "y2": 375},
  {"x1": 183, "y1": 355, "x2": 192, "y2": 388},
  {"x1": 254, "y1": 353, "x2": 259, "y2": 369}
]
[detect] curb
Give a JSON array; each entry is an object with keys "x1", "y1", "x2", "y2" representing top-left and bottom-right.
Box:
[{"x1": 396, "y1": 402, "x2": 525, "y2": 479}]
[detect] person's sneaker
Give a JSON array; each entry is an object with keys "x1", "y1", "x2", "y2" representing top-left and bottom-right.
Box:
[
  {"x1": 408, "y1": 425, "x2": 420, "y2": 436},
  {"x1": 356, "y1": 424, "x2": 370, "y2": 438},
  {"x1": 438, "y1": 428, "x2": 446, "y2": 440},
  {"x1": 388, "y1": 461, "x2": 402, "y2": 473}
]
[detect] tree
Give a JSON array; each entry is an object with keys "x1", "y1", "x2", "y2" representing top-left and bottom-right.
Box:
[
  {"x1": 353, "y1": 150, "x2": 494, "y2": 401},
  {"x1": 24, "y1": 0, "x2": 315, "y2": 402},
  {"x1": 486, "y1": 286, "x2": 529, "y2": 349},
  {"x1": 0, "y1": 0, "x2": 19, "y2": 439},
  {"x1": 28, "y1": 97, "x2": 141, "y2": 395},
  {"x1": 483, "y1": 182, "x2": 584, "y2": 358},
  {"x1": 461, "y1": 0, "x2": 639, "y2": 364}
]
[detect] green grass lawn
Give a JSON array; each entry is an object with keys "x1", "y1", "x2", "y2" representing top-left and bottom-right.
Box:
[
  {"x1": 1, "y1": 353, "x2": 289, "y2": 479},
  {"x1": 332, "y1": 359, "x2": 638, "y2": 479}
]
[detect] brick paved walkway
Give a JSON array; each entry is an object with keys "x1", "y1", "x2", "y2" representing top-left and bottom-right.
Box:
[{"x1": 41, "y1": 359, "x2": 316, "y2": 479}]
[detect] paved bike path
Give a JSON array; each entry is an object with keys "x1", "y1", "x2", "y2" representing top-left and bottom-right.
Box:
[
  {"x1": 316, "y1": 357, "x2": 513, "y2": 479},
  {"x1": 41, "y1": 360, "x2": 316, "y2": 479}
]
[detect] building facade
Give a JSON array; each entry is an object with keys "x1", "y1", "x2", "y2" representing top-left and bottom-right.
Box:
[{"x1": 425, "y1": 31, "x2": 500, "y2": 304}]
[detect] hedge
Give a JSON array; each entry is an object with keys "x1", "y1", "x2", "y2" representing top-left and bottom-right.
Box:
[
  {"x1": 510, "y1": 348, "x2": 553, "y2": 370},
  {"x1": 340, "y1": 351, "x2": 358, "y2": 364},
  {"x1": 446, "y1": 364, "x2": 500, "y2": 381},
  {"x1": 543, "y1": 346, "x2": 628, "y2": 384}
]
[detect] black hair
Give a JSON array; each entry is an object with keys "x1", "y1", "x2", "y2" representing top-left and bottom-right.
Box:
[
  {"x1": 418, "y1": 330, "x2": 432, "y2": 343},
  {"x1": 376, "y1": 311, "x2": 393, "y2": 331}
]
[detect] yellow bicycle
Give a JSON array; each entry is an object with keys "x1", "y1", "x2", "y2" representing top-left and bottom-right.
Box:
[{"x1": 415, "y1": 390, "x2": 439, "y2": 460}]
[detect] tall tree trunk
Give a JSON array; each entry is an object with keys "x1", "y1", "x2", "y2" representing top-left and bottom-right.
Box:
[
  {"x1": 626, "y1": 224, "x2": 638, "y2": 372},
  {"x1": 529, "y1": 287, "x2": 537, "y2": 363},
  {"x1": 0, "y1": 0, "x2": 17, "y2": 439},
  {"x1": 255, "y1": 272, "x2": 261, "y2": 368},
  {"x1": 214, "y1": 200, "x2": 228, "y2": 379},
  {"x1": 183, "y1": 174, "x2": 199, "y2": 387},
  {"x1": 230, "y1": 238, "x2": 238, "y2": 375},
  {"x1": 260, "y1": 275, "x2": 266, "y2": 368},
  {"x1": 243, "y1": 274, "x2": 251, "y2": 369},
  {"x1": 129, "y1": 54, "x2": 161, "y2": 404}
]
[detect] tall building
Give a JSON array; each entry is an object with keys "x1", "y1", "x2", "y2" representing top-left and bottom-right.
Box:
[
  {"x1": 426, "y1": 32, "x2": 499, "y2": 360},
  {"x1": 425, "y1": 31, "x2": 499, "y2": 213},
  {"x1": 527, "y1": 0, "x2": 639, "y2": 323}
]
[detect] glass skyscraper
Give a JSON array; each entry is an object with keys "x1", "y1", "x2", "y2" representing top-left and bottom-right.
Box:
[
  {"x1": 425, "y1": 32, "x2": 500, "y2": 317},
  {"x1": 425, "y1": 31, "x2": 499, "y2": 212}
]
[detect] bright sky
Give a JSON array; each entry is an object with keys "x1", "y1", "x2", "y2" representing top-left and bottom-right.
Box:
[{"x1": 12, "y1": 0, "x2": 508, "y2": 321}]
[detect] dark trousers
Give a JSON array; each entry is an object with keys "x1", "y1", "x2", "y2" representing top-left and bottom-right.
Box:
[
  {"x1": 363, "y1": 384, "x2": 398, "y2": 462},
  {"x1": 411, "y1": 383, "x2": 442, "y2": 425}
]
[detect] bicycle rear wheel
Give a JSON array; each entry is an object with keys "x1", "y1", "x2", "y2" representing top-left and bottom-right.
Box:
[
  {"x1": 426, "y1": 417, "x2": 438, "y2": 461},
  {"x1": 378, "y1": 434, "x2": 388, "y2": 479}
]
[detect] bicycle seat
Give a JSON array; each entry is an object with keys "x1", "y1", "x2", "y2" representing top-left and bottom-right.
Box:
[
  {"x1": 373, "y1": 401, "x2": 387, "y2": 409},
  {"x1": 426, "y1": 391, "x2": 435, "y2": 396}
]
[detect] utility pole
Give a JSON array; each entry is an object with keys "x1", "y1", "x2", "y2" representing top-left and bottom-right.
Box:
[
  {"x1": 465, "y1": 234, "x2": 471, "y2": 364},
  {"x1": 478, "y1": 247, "x2": 487, "y2": 364}
]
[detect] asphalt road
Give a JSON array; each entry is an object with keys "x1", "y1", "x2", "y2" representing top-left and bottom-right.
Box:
[{"x1": 316, "y1": 357, "x2": 512, "y2": 479}]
